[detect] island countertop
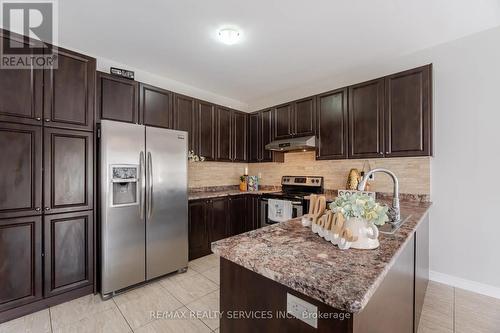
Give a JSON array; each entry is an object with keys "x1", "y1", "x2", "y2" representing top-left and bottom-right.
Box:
[{"x1": 211, "y1": 200, "x2": 431, "y2": 313}]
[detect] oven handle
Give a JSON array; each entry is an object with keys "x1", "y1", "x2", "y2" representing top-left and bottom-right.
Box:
[{"x1": 261, "y1": 198, "x2": 303, "y2": 206}]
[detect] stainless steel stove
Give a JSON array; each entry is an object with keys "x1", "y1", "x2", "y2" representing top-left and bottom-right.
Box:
[{"x1": 260, "y1": 176, "x2": 324, "y2": 227}]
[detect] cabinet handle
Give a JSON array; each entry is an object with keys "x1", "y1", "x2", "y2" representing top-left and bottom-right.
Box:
[
  {"x1": 44, "y1": 118, "x2": 50, "y2": 122},
  {"x1": 35, "y1": 207, "x2": 41, "y2": 211},
  {"x1": 44, "y1": 207, "x2": 50, "y2": 211},
  {"x1": 35, "y1": 117, "x2": 41, "y2": 121},
  {"x1": 379, "y1": 152, "x2": 383, "y2": 155}
]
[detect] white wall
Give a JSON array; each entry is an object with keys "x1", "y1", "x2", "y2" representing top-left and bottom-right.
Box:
[{"x1": 395, "y1": 27, "x2": 500, "y2": 292}]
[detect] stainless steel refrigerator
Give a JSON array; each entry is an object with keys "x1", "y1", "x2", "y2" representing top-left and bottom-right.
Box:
[{"x1": 100, "y1": 120, "x2": 188, "y2": 297}]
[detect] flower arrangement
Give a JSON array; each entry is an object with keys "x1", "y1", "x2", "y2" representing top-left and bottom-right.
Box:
[
  {"x1": 188, "y1": 150, "x2": 205, "y2": 162},
  {"x1": 329, "y1": 192, "x2": 389, "y2": 226}
]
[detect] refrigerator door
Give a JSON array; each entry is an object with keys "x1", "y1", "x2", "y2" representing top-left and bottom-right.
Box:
[
  {"x1": 101, "y1": 120, "x2": 146, "y2": 295},
  {"x1": 145, "y1": 126, "x2": 188, "y2": 279}
]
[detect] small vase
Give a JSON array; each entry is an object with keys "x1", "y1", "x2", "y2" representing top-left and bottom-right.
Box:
[
  {"x1": 344, "y1": 218, "x2": 380, "y2": 250},
  {"x1": 239, "y1": 181, "x2": 247, "y2": 192}
]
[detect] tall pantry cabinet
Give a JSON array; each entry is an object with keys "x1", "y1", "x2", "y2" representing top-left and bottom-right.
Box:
[{"x1": 0, "y1": 30, "x2": 95, "y2": 322}]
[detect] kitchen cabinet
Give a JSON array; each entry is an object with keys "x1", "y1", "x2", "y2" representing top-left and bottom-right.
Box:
[
  {"x1": 229, "y1": 196, "x2": 248, "y2": 236},
  {"x1": 316, "y1": 88, "x2": 348, "y2": 160},
  {"x1": 43, "y1": 47, "x2": 95, "y2": 131},
  {"x1": 44, "y1": 211, "x2": 93, "y2": 297},
  {"x1": 216, "y1": 106, "x2": 232, "y2": 161},
  {"x1": 210, "y1": 197, "x2": 231, "y2": 242},
  {"x1": 232, "y1": 111, "x2": 248, "y2": 162},
  {"x1": 0, "y1": 34, "x2": 43, "y2": 126},
  {"x1": 385, "y1": 65, "x2": 432, "y2": 157},
  {"x1": 188, "y1": 199, "x2": 211, "y2": 260},
  {"x1": 248, "y1": 109, "x2": 277, "y2": 163},
  {"x1": 139, "y1": 83, "x2": 173, "y2": 129},
  {"x1": 0, "y1": 123, "x2": 42, "y2": 219},
  {"x1": 348, "y1": 78, "x2": 385, "y2": 158},
  {"x1": 196, "y1": 101, "x2": 216, "y2": 161},
  {"x1": 248, "y1": 112, "x2": 260, "y2": 162},
  {"x1": 414, "y1": 215, "x2": 429, "y2": 332},
  {"x1": 247, "y1": 195, "x2": 261, "y2": 231},
  {"x1": 0, "y1": 216, "x2": 43, "y2": 312},
  {"x1": 43, "y1": 128, "x2": 93, "y2": 214},
  {"x1": 97, "y1": 71, "x2": 139, "y2": 124},
  {"x1": 273, "y1": 102, "x2": 293, "y2": 139},
  {"x1": 173, "y1": 93, "x2": 196, "y2": 151}
]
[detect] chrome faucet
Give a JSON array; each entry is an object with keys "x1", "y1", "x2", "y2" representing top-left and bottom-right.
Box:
[{"x1": 357, "y1": 168, "x2": 401, "y2": 224}]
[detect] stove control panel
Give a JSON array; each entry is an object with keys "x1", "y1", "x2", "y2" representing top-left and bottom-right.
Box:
[{"x1": 282, "y1": 176, "x2": 323, "y2": 187}]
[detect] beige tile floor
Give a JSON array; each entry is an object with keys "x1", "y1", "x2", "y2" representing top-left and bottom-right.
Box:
[{"x1": 1, "y1": 254, "x2": 499, "y2": 333}]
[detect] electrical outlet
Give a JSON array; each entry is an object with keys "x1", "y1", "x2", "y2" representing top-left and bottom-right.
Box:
[{"x1": 286, "y1": 293, "x2": 318, "y2": 328}]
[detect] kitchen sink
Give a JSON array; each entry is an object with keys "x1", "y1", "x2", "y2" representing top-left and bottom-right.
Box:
[{"x1": 378, "y1": 215, "x2": 411, "y2": 234}]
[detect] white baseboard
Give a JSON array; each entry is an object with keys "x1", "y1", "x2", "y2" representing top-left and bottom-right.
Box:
[{"x1": 430, "y1": 270, "x2": 500, "y2": 299}]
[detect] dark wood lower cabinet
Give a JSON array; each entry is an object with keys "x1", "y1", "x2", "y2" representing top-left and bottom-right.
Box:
[
  {"x1": 44, "y1": 211, "x2": 93, "y2": 297},
  {"x1": 0, "y1": 216, "x2": 42, "y2": 313},
  {"x1": 189, "y1": 195, "x2": 261, "y2": 260}
]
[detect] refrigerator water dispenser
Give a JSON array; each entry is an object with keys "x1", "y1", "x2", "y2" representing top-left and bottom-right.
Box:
[{"x1": 110, "y1": 165, "x2": 139, "y2": 207}]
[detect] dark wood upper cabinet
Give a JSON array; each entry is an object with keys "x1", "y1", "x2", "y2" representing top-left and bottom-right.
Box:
[
  {"x1": 209, "y1": 197, "x2": 230, "y2": 242},
  {"x1": 43, "y1": 128, "x2": 93, "y2": 214},
  {"x1": 0, "y1": 216, "x2": 42, "y2": 312},
  {"x1": 0, "y1": 36, "x2": 43, "y2": 126},
  {"x1": 294, "y1": 96, "x2": 316, "y2": 137},
  {"x1": 43, "y1": 47, "x2": 95, "y2": 131},
  {"x1": 248, "y1": 113, "x2": 260, "y2": 163},
  {"x1": 196, "y1": 101, "x2": 216, "y2": 161},
  {"x1": 0, "y1": 123, "x2": 42, "y2": 219},
  {"x1": 249, "y1": 109, "x2": 277, "y2": 163},
  {"x1": 316, "y1": 88, "x2": 348, "y2": 160},
  {"x1": 188, "y1": 200, "x2": 211, "y2": 260},
  {"x1": 261, "y1": 109, "x2": 274, "y2": 162},
  {"x1": 216, "y1": 106, "x2": 232, "y2": 162},
  {"x1": 348, "y1": 78, "x2": 385, "y2": 159},
  {"x1": 139, "y1": 83, "x2": 173, "y2": 129},
  {"x1": 173, "y1": 94, "x2": 196, "y2": 151},
  {"x1": 97, "y1": 72, "x2": 139, "y2": 124},
  {"x1": 232, "y1": 111, "x2": 248, "y2": 162},
  {"x1": 273, "y1": 103, "x2": 293, "y2": 139},
  {"x1": 44, "y1": 211, "x2": 93, "y2": 297},
  {"x1": 385, "y1": 65, "x2": 432, "y2": 157}
]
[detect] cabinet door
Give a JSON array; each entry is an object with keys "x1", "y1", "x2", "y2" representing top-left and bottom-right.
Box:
[
  {"x1": 273, "y1": 103, "x2": 293, "y2": 139},
  {"x1": 173, "y1": 94, "x2": 196, "y2": 151},
  {"x1": 415, "y1": 215, "x2": 429, "y2": 332},
  {"x1": 0, "y1": 123, "x2": 42, "y2": 219},
  {"x1": 229, "y1": 196, "x2": 247, "y2": 236},
  {"x1": 139, "y1": 83, "x2": 173, "y2": 129},
  {"x1": 0, "y1": 216, "x2": 42, "y2": 312},
  {"x1": 43, "y1": 47, "x2": 95, "y2": 131},
  {"x1": 97, "y1": 72, "x2": 139, "y2": 124},
  {"x1": 232, "y1": 111, "x2": 248, "y2": 162},
  {"x1": 316, "y1": 88, "x2": 348, "y2": 160},
  {"x1": 44, "y1": 128, "x2": 93, "y2": 214},
  {"x1": 246, "y1": 195, "x2": 260, "y2": 231},
  {"x1": 209, "y1": 198, "x2": 230, "y2": 242},
  {"x1": 196, "y1": 101, "x2": 215, "y2": 160},
  {"x1": 188, "y1": 200, "x2": 210, "y2": 260},
  {"x1": 261, "y1": 109, "x2": 274, "y2": 162},
  {"x1": 248, "y1": 113, "x2": 261, "y2": 162},
  {"x1": 385, "y1": 65, "x2": 432, "y2": 157},
  {"x1": 44, "y1": 211, "x2": 93, "y2": 297},
  {"x1": 216, "y1": 107, "x2": 232, "y2": 161},
  {"x1": 294, "y1": 96, "x2": 315, "y2": 137},
  {"x1": 348, "y1": 78, "x2": 385, "y2": 158},
  {"x1": 0, "y1": 35, "x2": 43, "y2": 126}
]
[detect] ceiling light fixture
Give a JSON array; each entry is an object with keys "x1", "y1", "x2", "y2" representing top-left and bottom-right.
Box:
[{"x1": 217, "y1": 28, "x2": 241, "y2": 45}]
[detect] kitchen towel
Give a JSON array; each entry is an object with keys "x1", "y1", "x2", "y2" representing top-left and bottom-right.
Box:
[{"x1": 268, "y1": 199, "x2": 292, "y2": 223}]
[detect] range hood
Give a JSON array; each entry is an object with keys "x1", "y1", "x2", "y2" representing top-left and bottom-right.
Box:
[{"x1": 265, "y1": 136, "x2": 316, "y2": 152}]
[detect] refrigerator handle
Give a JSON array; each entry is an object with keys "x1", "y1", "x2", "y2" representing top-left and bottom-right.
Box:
[
  {"x1": 139, "y1": 151, "x2": 145, "y2": 219},
  {"x1": 147, "y1": 151, "x2": 153, "y2": 219}
]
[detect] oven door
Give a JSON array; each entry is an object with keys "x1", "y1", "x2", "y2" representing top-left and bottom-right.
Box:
[{"x1": 260, "y1": 198, "x2": 304, "y2": 228}]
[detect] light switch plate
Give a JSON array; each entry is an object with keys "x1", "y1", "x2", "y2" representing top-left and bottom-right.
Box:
[{"x1": 286, "y1": 293, "x2": 318, "y2": 328}]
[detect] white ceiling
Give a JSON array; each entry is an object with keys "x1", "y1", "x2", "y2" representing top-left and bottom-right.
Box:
[{"x1": 48, "y1": 1, "x2": 500, "y2": 110}]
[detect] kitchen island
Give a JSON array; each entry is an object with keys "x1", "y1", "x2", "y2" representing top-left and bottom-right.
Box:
[{"x1": 211, "y1": 200, "x2": 431, "y2": 333}]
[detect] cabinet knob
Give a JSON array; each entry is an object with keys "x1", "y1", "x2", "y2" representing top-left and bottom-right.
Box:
[
  {"x1": 35, "y1": 207, "x2": 41, "y2": 211},
  {"x1": 44, "y1": 119, "x2": 50, "y2": 122},
  {"x1": 35, "y1": 117, "x2": 41, "y2": 121},
  {"x1": 44, "y1": 207, "x2": 50, "y2": 211},
  {"x1": 385, "y1": 151, "x2": 389, "y2": 154},
  {"x1": 379, "y1": 152, "x2": 383, "y2": 155}
]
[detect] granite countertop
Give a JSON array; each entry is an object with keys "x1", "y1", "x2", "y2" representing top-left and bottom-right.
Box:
[
  {"x1": 188, "y1": 189, "x2": 277, "y2": 201},
  {"x1": 211, "y1": 200, "x2": 432, "y2": 313}
]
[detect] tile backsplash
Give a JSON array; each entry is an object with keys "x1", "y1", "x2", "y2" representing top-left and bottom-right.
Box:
[{"x1": 189, "y1": 151, "x2": 431, "y2": 196}]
